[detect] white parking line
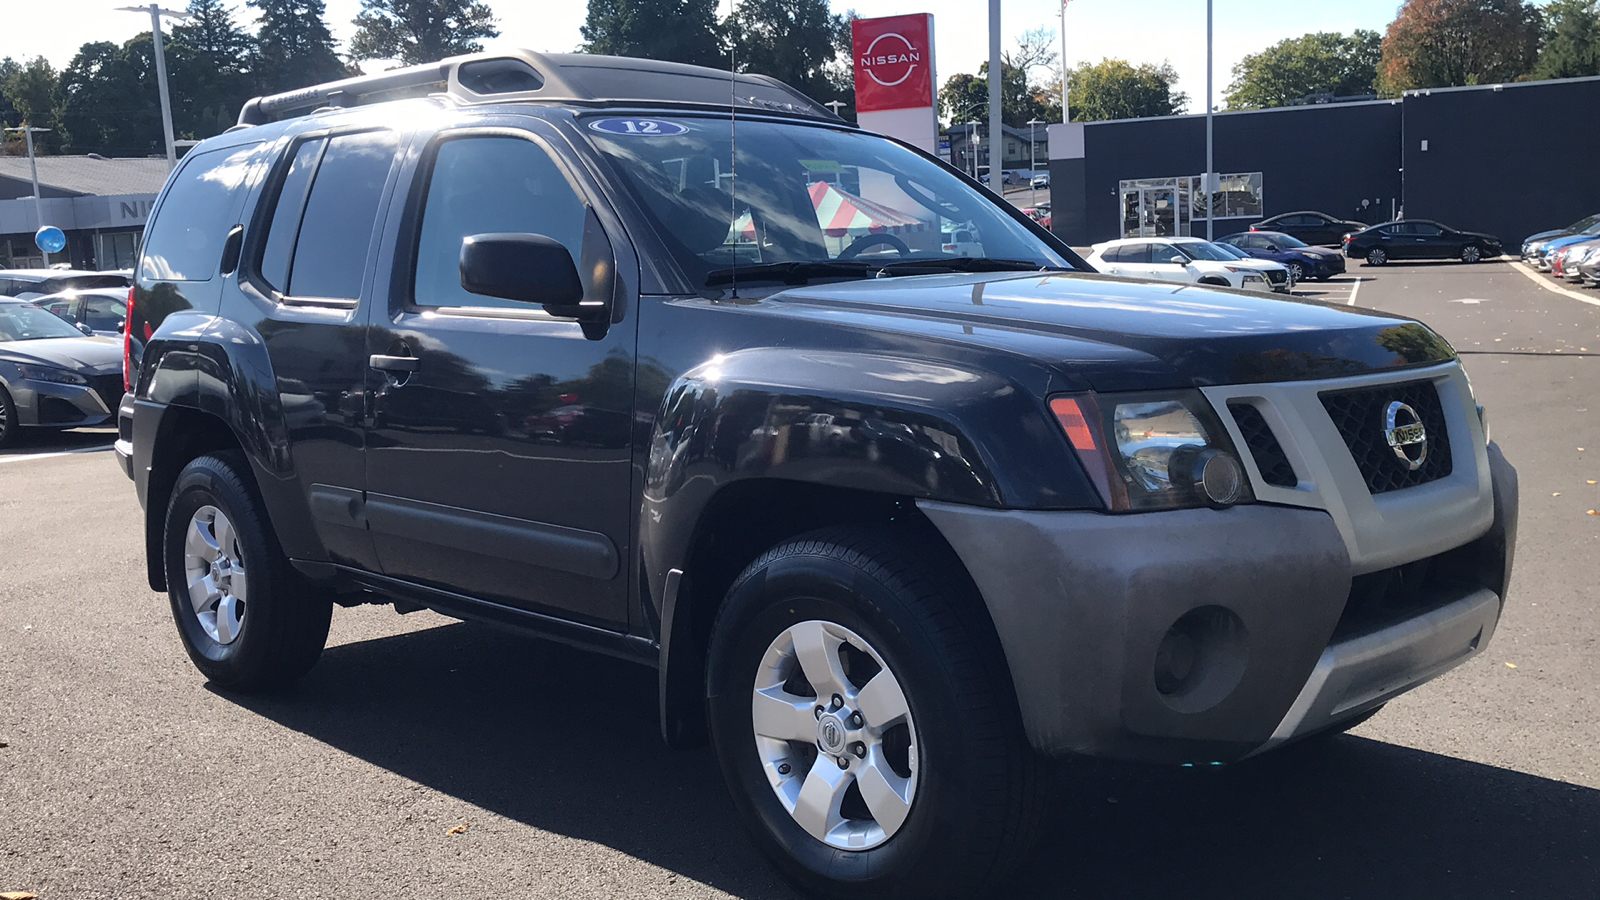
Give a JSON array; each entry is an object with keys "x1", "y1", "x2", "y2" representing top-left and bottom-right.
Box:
[
  {"x1": 0, "y1": 444, "x2": 115, "y2": 465},
  {"x1": 1511, "y1": 262, "x2": 1600, "y2": 308},
  {"x1": 1347, "y1": 276, "x2": 1367, "y2": 306}
]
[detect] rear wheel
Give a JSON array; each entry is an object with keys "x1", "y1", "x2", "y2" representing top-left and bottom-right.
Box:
[
  {"x1": 0, "y1": 385, "x2": 17, "y2": 449},
  {"x1": 707, "y1": 527, "x2": 1044, "y2": 899},
  {"x1": 163, "y1": 452, "x2": 332, "y2": 690},
  {"x1": 1366, "y1": 248, "x2": 1388, "y2": 266},
  {"x1": 1461, "y1": 244, "x2": 1483, "y2": 264}
]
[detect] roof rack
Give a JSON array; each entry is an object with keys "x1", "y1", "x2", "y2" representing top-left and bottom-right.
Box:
[{"x1": 236, "y1": 50, "x2": 842, "y2": 127}]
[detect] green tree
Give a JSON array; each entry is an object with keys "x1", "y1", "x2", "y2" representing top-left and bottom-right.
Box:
[
  {"x1": 170, "y1": 0, "x2": 257, "y2": 137},
  {"x1": 250, "y1": 0, "x2": 345, "y2": 94},
  {"x1": 580, "y1": 0, "x2": 724, "y2": 68},
  {"x1": 724, "y1": 0, "x2": 849, "y2": 104},
  {"x1": 1532, "y1": 0, "x2": 1600, "y2": 79},
  {"x1": 939, "y1": 71, "x2": 989, "y2": 126},
  {"x1": 0, "y1": 58, "x2": 21, "y2": 131},
  {"x1": 1225, "y1": 30, "x2": 1382, "y2": 109},
  {"x1": 1066, "y1": 58, "x2": 1187, "y2": 122},
  {"x1": 349, "y1": 0, "x2": 500, "y2": 65},
  {"x1": 1379, "y1": 0, "x2": 1542, "y2": 93},
  {"x1": 2, "y1": 57, "x2": 67, "y2": 153},
  {"x1": 939, "y1": 30, "x2": 1061, "y2": 127},
  {"x1": 60, "y1": 40, "x2": 160, "y2": 156}
]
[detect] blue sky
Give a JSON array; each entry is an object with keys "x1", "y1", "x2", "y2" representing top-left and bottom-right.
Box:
[{"x1": 0, "y1": 0, "x2": 1560, "y2": 110}]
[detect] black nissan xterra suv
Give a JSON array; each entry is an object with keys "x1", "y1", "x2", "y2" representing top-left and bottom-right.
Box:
[{"x1": 117, "y1": 51, "x2": 1519, "y2": 899}]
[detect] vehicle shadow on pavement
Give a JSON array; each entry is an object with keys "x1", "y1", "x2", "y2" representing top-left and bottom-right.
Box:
[
  {"x1": 0, "y1": 426, "x2": 115, "y2": 457},
  {"x1": 222, "y1": 620, "x2": 1600, "y2": 900}
]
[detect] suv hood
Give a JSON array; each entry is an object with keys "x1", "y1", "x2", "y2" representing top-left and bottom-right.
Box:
[
  {"x1": 0, "y1": 337, "x2": 123, "y2": 373},
  {"x1": 770, "y1": 272, "x2": 1453, "y2": 391}
]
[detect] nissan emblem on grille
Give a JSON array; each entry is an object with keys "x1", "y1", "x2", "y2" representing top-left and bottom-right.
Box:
[{"x1": 1384, "y1": 401, "x2": 1428, "y2": 470}]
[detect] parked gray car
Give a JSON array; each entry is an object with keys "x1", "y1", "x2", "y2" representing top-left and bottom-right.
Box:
[
  {"x1": 33, "y1": 287, "x2": 129, "y2": 338},
  {"x1": 0, "y1": 298, "x2": 124, "y2": 447}
]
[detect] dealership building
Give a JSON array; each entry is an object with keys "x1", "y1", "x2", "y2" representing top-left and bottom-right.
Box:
[
  {"x1": 1045, "y1": 74, "x2": 1600, "y2": 249},
  {"x1": 0, "y1": 155, "x2": 169, "y2": 270}
]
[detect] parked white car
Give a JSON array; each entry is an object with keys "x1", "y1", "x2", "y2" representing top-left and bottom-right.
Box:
[{"x1": 1086, "y1": 237, "x2": 1291, "y2": 292}]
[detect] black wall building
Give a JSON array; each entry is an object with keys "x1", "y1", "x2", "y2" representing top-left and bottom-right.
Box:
[{"x1": 1049, "y1": 75, "x2": 1600, "y2": 250}]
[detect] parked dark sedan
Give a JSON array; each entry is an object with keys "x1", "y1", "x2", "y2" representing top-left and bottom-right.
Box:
[
  {"x1": 1343, "y1": 220, "x2": 1502, "y2": 266},
  {"x1": 1250, "y1": 210, "x2": 1367, "y2": 247},
  {"x1": 1218, "y1": 230, "x2": 1346, "y2": 282}
]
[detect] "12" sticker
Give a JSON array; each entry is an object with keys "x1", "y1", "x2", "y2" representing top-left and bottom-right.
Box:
[{"x1": 588, "y1": 118, "x2": 690, "y2": 136}]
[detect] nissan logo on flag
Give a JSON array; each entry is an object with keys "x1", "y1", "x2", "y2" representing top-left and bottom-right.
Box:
[{"x1": 852, "y1": 14, "x2": 935, "y2": 113}]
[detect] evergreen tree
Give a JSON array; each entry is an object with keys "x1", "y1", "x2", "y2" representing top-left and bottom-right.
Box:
[
  {"x1": 60, "y1": 40, "x2": 160, "y2": 156},
  {"x1": 250, "y1": 0, "x2": 345, "y2": 93},
  {"x1": 723, "y1": 0, "x2": 848, "y2": 105},
  {"x1": 170, "y1": 0, "x2": 257, "y2": 136},
  {"x1": 349, "y1": 0, "x2": 500, "y2": 66},
  {"x1": 2, "y1": 57, "x2": 66, "y2": 153},
  {"x1": 1533, "y1": 0, "x2": 1600, "y2": 79},
  {"x1": 580, "y1": 0, "x2": 723, "y2": 68}
]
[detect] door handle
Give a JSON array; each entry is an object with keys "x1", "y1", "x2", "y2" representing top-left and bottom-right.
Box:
[{"x1": 369, "y1": 354, "x2": 419, "y2": 373}]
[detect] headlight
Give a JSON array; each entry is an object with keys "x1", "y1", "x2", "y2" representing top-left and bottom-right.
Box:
[
  {"x1": 15, "y1": 364, "x2": 88, "y2": 386},
  {"x1": 1050, "y1": 392, "x2": 1253, "y2": 511}
]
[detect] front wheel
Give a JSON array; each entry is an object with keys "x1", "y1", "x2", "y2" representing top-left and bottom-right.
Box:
[
  {"x1": 1461, "y1": 245, "x2": 1483, "y2": 264},
  {"x1": 707, "y1": 527, "x2": 1043, "y2": 899},
  {"x1": 0, "y1": 385, "x2": 18, "y2": 449},
  {"x1": 1366, "y1": 248, "x2": 1388, "y2": 266},
  {"x1": 163, "y1": 452, "x2": 332, "y2": 690},
  {"x1": 1286, "y1": 261, "x2": 1307, "y2": 284}
]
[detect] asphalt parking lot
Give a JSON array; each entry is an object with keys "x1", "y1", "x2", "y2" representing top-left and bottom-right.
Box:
[{"x1": 2, "y1": 259, "x2": 1597, "y2": 898}]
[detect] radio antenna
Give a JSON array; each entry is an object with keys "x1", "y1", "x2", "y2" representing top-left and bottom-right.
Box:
[{"x1": 728, "y1": 0, "x2": 740, "y2": 299}]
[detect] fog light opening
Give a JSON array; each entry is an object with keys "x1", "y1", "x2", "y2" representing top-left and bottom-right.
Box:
[
  {"x1": 1153, "y1": 606, "x2": 1249, "y2": 714},
  {"x1": 1169, "y1": 447, "x2": 1247, "y2": 508}
]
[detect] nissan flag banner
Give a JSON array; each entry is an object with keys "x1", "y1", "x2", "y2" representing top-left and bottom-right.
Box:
[{"x1": 850, "y1": 14, "x2": 937, "y2": 153}]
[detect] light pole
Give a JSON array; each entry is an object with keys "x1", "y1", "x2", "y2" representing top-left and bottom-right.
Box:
[
  {"x1": 1027, "y1": 117, "x2": 1043, "y2": 200},
  {"x1": 987, "y1": 0, "x2": 1002, "y2": 189},
  {"x1": 116, "y1": 4, "x2": 189, "y2": 170},
  {"x1": 1060, "y1": 0, "x2": 1072, "y2": 123},
  {"x1": 3, "y1": 125, "x2": 54, "y2": 265},
  {"x1": 967, "y1": 120, "x2": 981, "y2": 179},
  {"x1": 1205, "y1": 0, "x2": 1215, "y2": 240}
]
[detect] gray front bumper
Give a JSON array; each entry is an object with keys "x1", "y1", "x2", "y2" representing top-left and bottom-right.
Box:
[
  {"x1": 919, "y1": 443, "x2": 1518, "y2": 765},
  {"x1": 10, "y1": 377, "x2": 118, "y2": 428}
]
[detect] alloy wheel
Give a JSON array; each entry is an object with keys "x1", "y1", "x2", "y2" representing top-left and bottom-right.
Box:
[
  {"x1": 183, "y1": 505, "x2": 248, "y2": 645},
  {"x1": 750, "y1": 619, "x2": 919, "y2": 851},
  {"x1": 1463, "y1": 245, "x2": 1482, "y2": 264}
]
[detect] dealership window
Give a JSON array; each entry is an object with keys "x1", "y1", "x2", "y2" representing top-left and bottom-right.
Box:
[
  {"x1": 1119, "y1": 173, "x2": 1263, "y2": 238},
  {"x1": 97, "y1": 231, "x2": 140, "y2": 270}
]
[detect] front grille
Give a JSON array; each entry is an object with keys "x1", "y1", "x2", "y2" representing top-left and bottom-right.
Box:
[
  {"x1": 1320, "y1": 380, "x2": 1452, "y2": 494},
  {"x1": 1265, "y1": 269, "x2": 1287, "y2": 285},
  {"x1": 1228, "y1": 402, "x2": 1297, "y2": 487},
  {"x1": 91, "y1": 375, "x2": 123, "y2": 414}
]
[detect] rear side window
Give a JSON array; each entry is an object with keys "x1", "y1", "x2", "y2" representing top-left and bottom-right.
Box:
[
  {"x1": 411, "y1": 135, "x2": 588, "y2": 310},
  {"x1": 84, "y1": 296, "x2": 126, "y2": 331},
  {"x1": 140, "y1": 143, "x2": 259, "y2": 282},
  {"x1": 257, "y1": 129, "x2": 401, "y2": 301}
]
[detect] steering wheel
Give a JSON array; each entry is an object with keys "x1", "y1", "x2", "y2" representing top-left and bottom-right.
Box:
[{"x1": 838, "y1": 233, "x2": 911, "y2": 260}]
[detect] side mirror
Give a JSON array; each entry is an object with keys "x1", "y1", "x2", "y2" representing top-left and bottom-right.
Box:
[
  {"x1": 461, "y1": 233, "x2": 583, "y2": 308},
  {"x1": 1265, "y1": 244, "x2": 1280, "y2": 252},
  {"x1": 1170, "y1": 255, "x2": 1188, "y2": 266},
  {"x1": 76, "y1": 322, "x2": 94, "y2": 336}
]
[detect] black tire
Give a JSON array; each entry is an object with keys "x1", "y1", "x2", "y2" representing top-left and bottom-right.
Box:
[
  {"x1": 1366, "y1": 248, "x2": 1388, "y2": 266},
  {"x1": 163, "y1": 451, "x2": 332, "y2": 690},
  {"x1": 0, "y1": 384, "x2": 18, "y2": 449},
  {"x1": 1461, "y1": 244, "x2": 1483, "y2": 264},
  {"x1": 1287, "y1": 261, "x2": 1307, "y2": 284},
  {"x1": 706, "y1": 526, "x2": 1044, "y2": 900}
]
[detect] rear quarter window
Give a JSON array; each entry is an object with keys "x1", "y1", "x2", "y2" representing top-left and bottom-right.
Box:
[{"x1": 140, "y1": 143, "x2": 261, "y2": 282}]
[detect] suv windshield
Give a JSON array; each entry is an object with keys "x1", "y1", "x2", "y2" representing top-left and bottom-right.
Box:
[
  {"x1": 1175, "y1": 242, "x2": 1239, "y2": 262},
  {"x1": 0, "y1": 302, "x2": 89, "y2": 341},
  {"x1": 583, "y1": 115, "x2": 1072, "y2": 290}
]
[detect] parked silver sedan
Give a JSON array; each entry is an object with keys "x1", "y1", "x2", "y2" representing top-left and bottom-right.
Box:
[{"x1": 0, "y1": 299, "x2": 124, "y2": 448}]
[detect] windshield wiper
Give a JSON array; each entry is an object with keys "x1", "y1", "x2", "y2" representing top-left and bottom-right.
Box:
[
  {"x1": 705, "y1": 260, "x2": 876, "y2": 286},
  {"x1": 873, "y1": 257, "x2": 1073, "y2": 275}
]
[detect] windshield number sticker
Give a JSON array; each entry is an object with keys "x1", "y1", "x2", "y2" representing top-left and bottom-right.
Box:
[{"x1": 588, "y1": 118, "x2": 689, "y2": 137}]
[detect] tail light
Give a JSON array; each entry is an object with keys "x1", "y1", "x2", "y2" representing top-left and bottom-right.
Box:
[
  {"x1": 1249, "y1": 225, "x2": 1259, "y2": 232},
  {"x1": 123, "y1": 286, "x2": 135, "y2": 392}
]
